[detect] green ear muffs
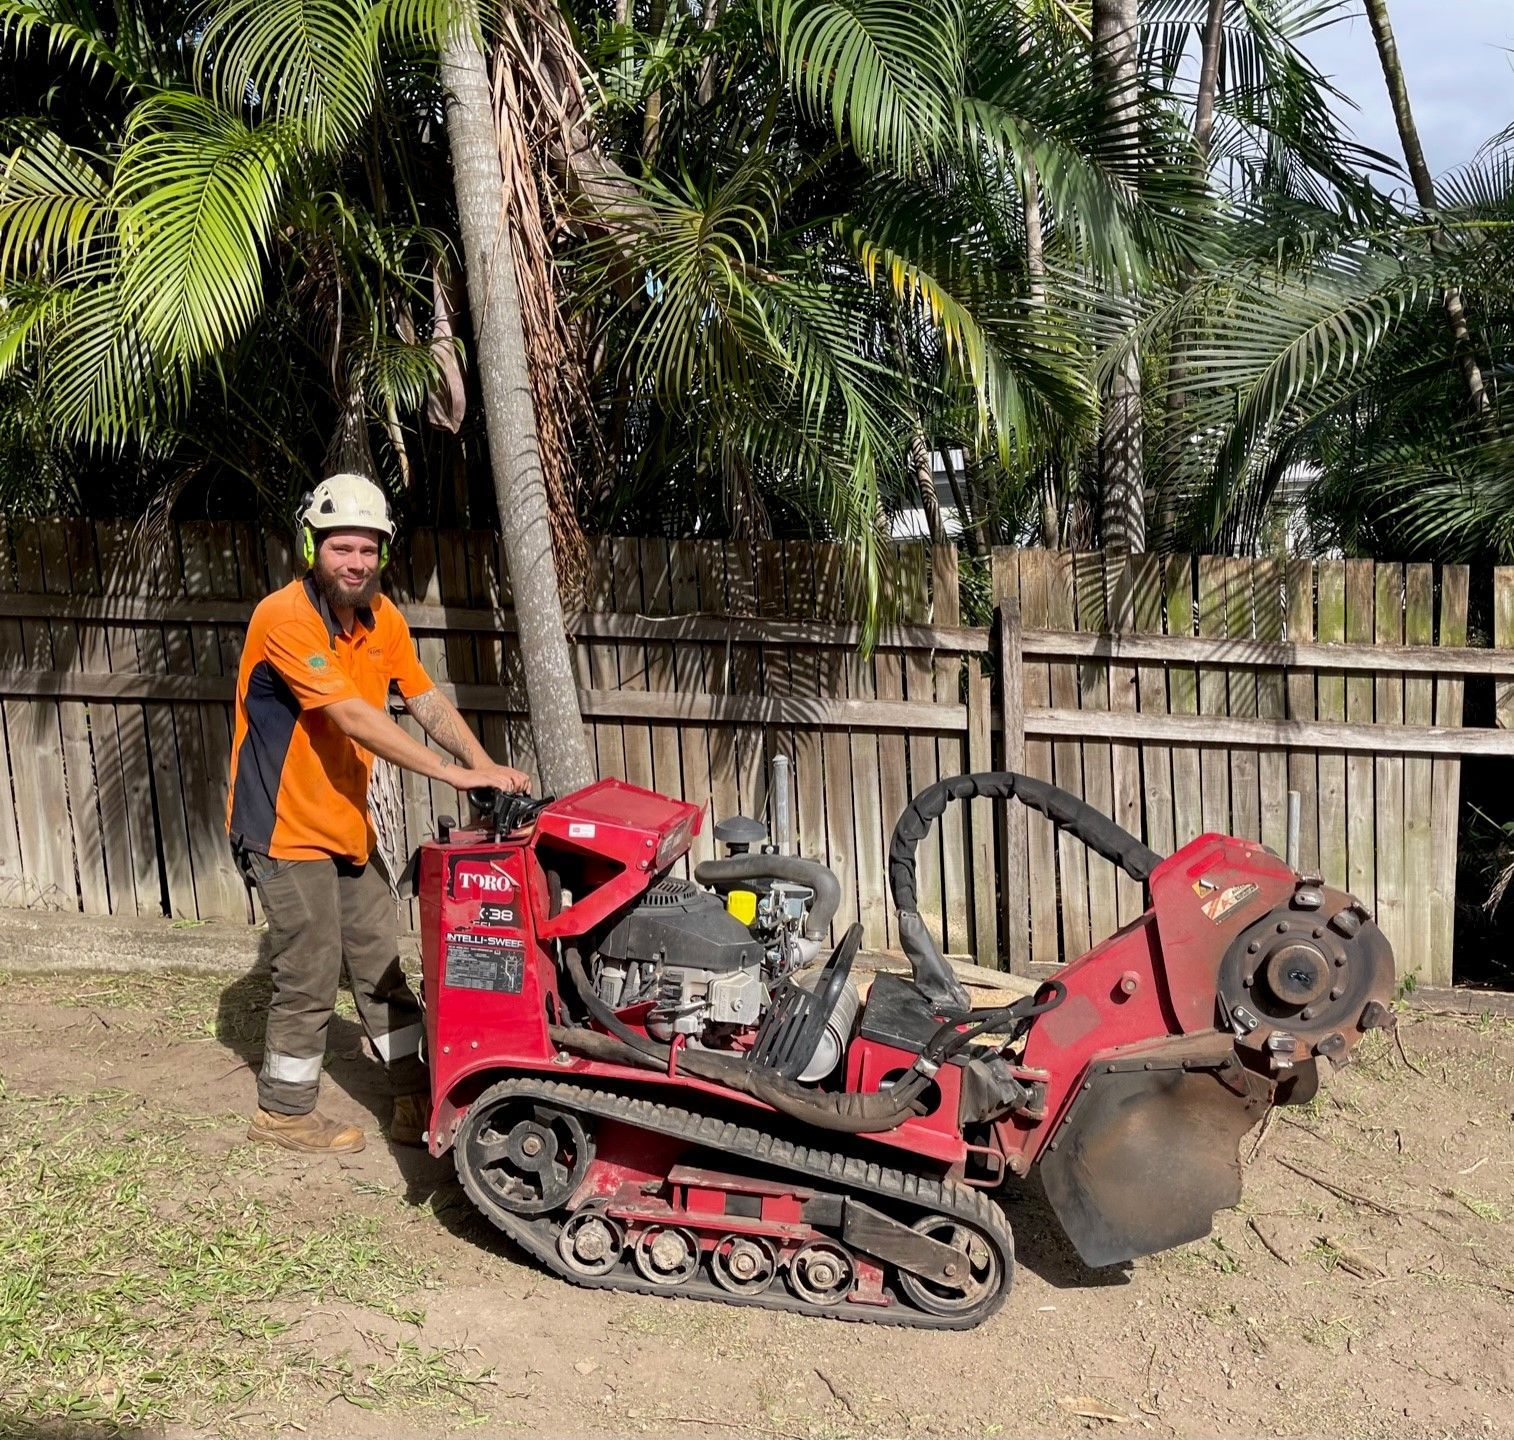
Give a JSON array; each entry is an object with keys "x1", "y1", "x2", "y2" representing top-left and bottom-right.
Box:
[
  {"x1": 296, "y1": 488, "x2": 390, "y2": 570},
  {"x1": 301, "y1": 527, "x2": 388, "y2": 570}
]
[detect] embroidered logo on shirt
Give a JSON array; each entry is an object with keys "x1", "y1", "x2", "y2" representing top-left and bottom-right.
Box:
[{"x1": 307, "y1": 654, "x2": 329, "y2": 670}]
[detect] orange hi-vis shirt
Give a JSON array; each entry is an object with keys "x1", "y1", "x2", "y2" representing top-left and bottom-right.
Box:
[{"x1": 227, "y1": 576, "x2": 434, "y2": 861}]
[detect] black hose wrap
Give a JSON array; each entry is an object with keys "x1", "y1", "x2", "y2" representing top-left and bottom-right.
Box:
[
  {"x1": 889, "y1": 772, "x2": 1161, "y2": 1013},
  {"x1": 558, "y1": 945, "x2": 929, "y2": 1134},
  {"x1": 692, "y1": 854, "x2": 842, "y2": 941},
  {"x1": 889, "y1": 771, "x2": 1163, "y2": 913}
]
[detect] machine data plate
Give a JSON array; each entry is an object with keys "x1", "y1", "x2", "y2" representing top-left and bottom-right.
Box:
[{"x1": 444, "y1": 930, "x2": 526, "y2": 993}]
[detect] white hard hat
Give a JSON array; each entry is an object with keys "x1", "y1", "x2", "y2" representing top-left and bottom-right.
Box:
[{"x1": 298, "y1": 473, "x2": 395, "y2": 539}]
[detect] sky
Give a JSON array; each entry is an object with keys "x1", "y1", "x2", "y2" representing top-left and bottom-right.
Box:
[{"x1": 1299, "y1": 1, "x2": 1513, "y2": 176}]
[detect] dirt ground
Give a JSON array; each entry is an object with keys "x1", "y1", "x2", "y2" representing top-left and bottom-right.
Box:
[{"x1": 1, "y1": 963, "x2": 1510, "y2": 1440}]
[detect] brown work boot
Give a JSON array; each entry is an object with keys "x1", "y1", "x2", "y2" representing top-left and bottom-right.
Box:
[
  {"x1": 388, "y1": 1093, "x2": 428, "y2": 1147},
  {"x1": 248, "y1": 1107, "x2": 365, "y2": 1155}
]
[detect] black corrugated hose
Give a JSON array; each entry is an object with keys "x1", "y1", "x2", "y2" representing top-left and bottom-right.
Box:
[{"x1": 555, "y1": 944, "x2": 933, "y2": 1134}]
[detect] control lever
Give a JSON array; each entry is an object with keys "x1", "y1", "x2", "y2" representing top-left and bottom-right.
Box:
[{"x1": 468, "y1": 787, "x2": 552, "y2": 838}]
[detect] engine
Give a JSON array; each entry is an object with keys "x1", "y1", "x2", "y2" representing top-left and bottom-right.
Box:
[{"x1": 585, "y1": 818, "x2": 847, "y2": 1078}]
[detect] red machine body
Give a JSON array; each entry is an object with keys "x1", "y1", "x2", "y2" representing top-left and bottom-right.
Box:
[
  {"x1": 416, "y1": 776, "x2": 1394, "y2": 1324},
  {"x1": 419, "y1": 781, "x2": 702, "y2": 1149}
]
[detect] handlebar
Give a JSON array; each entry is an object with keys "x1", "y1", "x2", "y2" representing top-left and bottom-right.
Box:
[{"x1": 468, "y1": 787, "x2": 552, "y2": 836}]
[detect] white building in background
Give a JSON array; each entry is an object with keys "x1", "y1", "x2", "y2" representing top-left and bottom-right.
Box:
[
  {"x1": 889, "y1": 449, "x2": 1332, "y2": 555},
  {"x1": 1266, "y1": 461, "x2": 1326, "y2": 557},
  {"x1": 891, "y1": 448, "x2": 971, "y2": 541}
]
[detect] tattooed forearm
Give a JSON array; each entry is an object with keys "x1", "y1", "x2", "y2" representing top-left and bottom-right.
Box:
[{"x1": 404, "y1": 688, "x2": 487, "y2": 767}]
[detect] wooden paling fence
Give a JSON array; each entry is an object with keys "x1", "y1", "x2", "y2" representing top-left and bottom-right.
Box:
[{"x1": 2, "y1": 520, "x2": 1513, "y2": 984}]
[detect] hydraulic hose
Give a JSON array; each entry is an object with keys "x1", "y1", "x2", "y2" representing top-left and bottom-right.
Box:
[
  {"x1": 889, "y1": 772, "x2": 1165, "y2": 1012},
  {"x1": 558, "y1": 945, "x2": 931, "y2": 1134},
  {"x1": 921, "y1": 979, "x2": 1067, "y2": 1068},
  {"x1": 692, "y1": 855, "x2": 842, "y2": 941}
]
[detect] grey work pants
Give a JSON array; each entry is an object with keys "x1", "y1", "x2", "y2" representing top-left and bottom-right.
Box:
[{"x1": 234, "y1": 845, "x2": 427, "y2": 1115}]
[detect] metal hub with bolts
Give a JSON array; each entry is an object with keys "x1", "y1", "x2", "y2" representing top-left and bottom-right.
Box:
[
  {"x1": 460, "y1": 1102, "x2": 592, "y2": 1217},
  {"x1": 711, "y1": 1235, "x2": 778, "y2": 1295},
  {"x1": 787, "y1": 1241, "x2": 855, "y2": 1306},
  {"x1": 633, "y1": 1225, "x2": 700, "y2": 1286},
  {"x1": 557, "y1": 1208, "x2": 624, "y2": 1277},
  {"x1": 1219, "y1": 891, "x2": 1394, "y2": 1061}
]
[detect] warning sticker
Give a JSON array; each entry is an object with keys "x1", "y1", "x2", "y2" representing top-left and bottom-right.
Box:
[
  {"x1": 1200, "y1": 882, "x2": 1260, "y2": 924},
  {"x1": 444, "y1": 943, "x2": 525, "y2": 993}
]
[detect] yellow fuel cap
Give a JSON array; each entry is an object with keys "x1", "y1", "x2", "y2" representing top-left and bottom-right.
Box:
[{"x1": 725, "y1": 889, "x2": 758, "y2": 926}]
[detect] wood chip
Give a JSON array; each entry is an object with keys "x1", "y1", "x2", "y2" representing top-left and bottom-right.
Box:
[
  {"x1": 1058, "y1": 1396, "x2": 1131, "y2": 1424},
  {"x1": 1322, "y1": 1235, "x2": 1386, "y2": 1280}
]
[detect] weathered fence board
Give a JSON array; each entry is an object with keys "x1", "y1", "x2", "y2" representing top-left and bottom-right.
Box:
[
  {"x1": 0, "y1": 523, "x2": 1501, "y2": 984},
  {"x1": 989, "y1": 549, "x2": 1480, "y2": 984},
  {"x1": 1430, "y1": 567, "x2": 1469, "y2": 985}
]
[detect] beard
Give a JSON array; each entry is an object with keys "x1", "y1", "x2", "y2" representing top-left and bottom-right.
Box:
[{"x1": 313, "y1": 563, "x2": 381, "y2": 612}]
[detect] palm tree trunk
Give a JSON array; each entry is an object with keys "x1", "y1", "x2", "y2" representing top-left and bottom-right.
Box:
[
  {"x1": 1363, "y1": 0, "x2": 1490, "y2": 416},
  {"x1": 1023, "y1": 158, "x2": 1046, "y2": 308},
  {"x1": 942, "y1": 444, "x2": 988, "y2": 556},
  {"x1": 910, "y1": 430, "x2": 946, "y2": 544},
  {"x1": 441, "y1": 30, "x2": 595, "y2": 794},
  {"x1": 1192, "y1": 0, "x2": 1225, "y2": 158},
  {"x1": 697, "y1": 0, "x2": 725, "y2": 106},
  {"x1": 1155, "y1": 0, "x2": 1224, "y2": 545},
  {"x1": 1093, "y1": 0, "x2": 1145, "y2": 551},
  {"x1": 642, "y1": 0, "x2": 669, "y2": 166}
]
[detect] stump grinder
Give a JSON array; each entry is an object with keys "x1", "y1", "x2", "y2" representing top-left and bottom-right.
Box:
[{"x1": 411, "y1": 773, "x2": 1394, "y2": 1328}]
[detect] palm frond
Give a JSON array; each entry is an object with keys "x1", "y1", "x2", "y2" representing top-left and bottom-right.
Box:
[
  {"x1": 196, "y1": 0, "x2": 386, "y2": 151},
  {"x1": 114, "y1": 92, "x2": 297, "y2": 363},
  {"x1": 0, "y1": 0, "x2": 140, "y2": 86},
  {"x1": 0, "y1": 120, "x2": 112, "y2": 280},
  {"x1": 37, "y1": 276, "x2": 190, "y2": 444},
  {"x1": 756, "y1": 0, "x2": 966, "y2": 167}
]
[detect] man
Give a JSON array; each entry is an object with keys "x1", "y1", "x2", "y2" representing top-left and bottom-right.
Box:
[{"x1": 227, "y1": 472, "x2": 529, "y2": 1155}]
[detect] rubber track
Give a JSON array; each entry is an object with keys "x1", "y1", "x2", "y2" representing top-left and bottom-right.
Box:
[{"x1": 454, "y1": 1076, "x2": 1015, "y2": 1330}]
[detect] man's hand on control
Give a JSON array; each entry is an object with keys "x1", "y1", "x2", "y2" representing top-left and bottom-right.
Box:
[{"x1": 453, "y1": 762, "x2": 531, "y2": 795}]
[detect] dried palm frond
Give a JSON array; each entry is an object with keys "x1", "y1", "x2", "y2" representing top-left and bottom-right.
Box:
[{"x1": 490, "y1": 19, "x2": 598, "y2": 604}]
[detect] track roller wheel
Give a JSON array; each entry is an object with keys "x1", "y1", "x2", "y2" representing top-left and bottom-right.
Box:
[
  {"x1": 558, "y1": 1208, "x2": 624, "y2": 1278},
  {"x1": 894, "y1": 1214, "x2": 1005, "y2": 1316},
  {"x1": 633, "y1": 1225, "x2": 700, "y2": 1286},
  {"x1": 711, "y1": 1235, "x2": 778, "y2": 1295},
  {"x1": 787, "y1": 1241, "x2": 854, "y2": 1306}
]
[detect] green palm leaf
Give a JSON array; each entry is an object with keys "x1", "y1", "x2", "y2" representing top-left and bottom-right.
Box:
[
  {"x1": 0, "y1": 120, "x2": 112, "y2": 280},
  {"x1": 0, "y1": 278, "x2": 72, "y2": 376},
  {"x1": 38, "y1": 278, "x2": 190, "y2": 443},
  {"x1": 196, "y1": 0, "x2": 386, "y2": 152},
  {"x1": 114, "y1": 92, "x2": 297, "y2": 364},
  {"x1": 756, "y1": 0, "x2": 966, "y2": 167}
]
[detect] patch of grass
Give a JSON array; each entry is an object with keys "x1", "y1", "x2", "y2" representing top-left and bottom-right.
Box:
[
  {"x1": 1206, "y1": 1234, "x2": 1243, "y2": 1275},
  {"x1": 0, "y1": 1084, "x2": 489, "y2": 1434},
  {"x1": 1448, "y1": 1190, "x2": 1505, "y2": 1224},
  {"x1": 1, "y1": 969, "x2": 369, "y2": 1046},
  {"x1": 352, "y1": 1336, "x2": 497, "y2": 1410},
  {"x1": 1305, "y1": 1237, "x2": 1346, "y2": 1273}
]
